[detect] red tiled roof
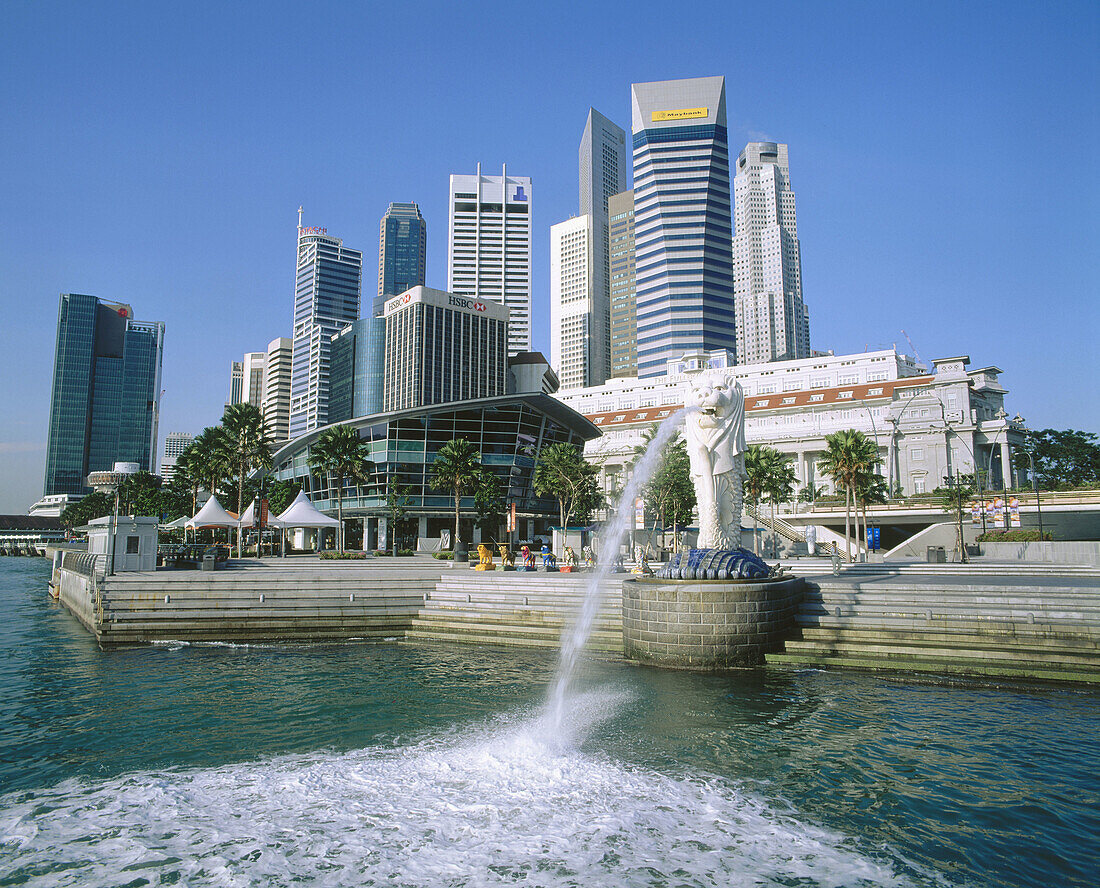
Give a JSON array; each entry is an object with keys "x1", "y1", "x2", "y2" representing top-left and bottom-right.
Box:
[{"x1": 581, "y1": 376, "x2": 935, "y2": 428}]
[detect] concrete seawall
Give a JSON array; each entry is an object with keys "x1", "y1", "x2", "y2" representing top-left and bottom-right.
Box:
[{"x1": 57, "y1": 559, "x2": 446, "y2": 646}]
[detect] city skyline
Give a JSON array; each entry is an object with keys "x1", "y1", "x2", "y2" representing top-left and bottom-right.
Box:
[{"x1": 1, "y1": 1, "x2": 1097, "y2": 511}]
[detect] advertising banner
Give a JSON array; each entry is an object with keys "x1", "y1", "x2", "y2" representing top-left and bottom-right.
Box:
[
  {"x1": 507, "y1": 502, "x2": 516, "y2": 533},
  {"x1": 1009, "y1": 496, "x2": 1021, "y2": 527},
  {"x1": 634, "y1": 497, "x2": 645, "y2": 530}
]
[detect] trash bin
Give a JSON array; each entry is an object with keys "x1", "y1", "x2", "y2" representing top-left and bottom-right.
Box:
[
  {"x1": 926, "y1": 546, "x2": 946, "y2": 564},
  {"x1": 201, "y1": 554, "x2": 216, "y2": 571}
]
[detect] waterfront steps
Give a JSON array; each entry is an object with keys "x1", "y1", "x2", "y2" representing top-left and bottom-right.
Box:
[
  {"x1": 407, "y1": 572, "x2": 625, "y2": 653},
  {"x1": 766, "y1": 575, "x2": 1100, "y2": 683},
  {"x1": 90, "y1": 560, "x2": 446, "y2": 646}
]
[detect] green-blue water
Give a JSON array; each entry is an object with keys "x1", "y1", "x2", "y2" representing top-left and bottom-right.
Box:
[{"x1": 0, "y1": 558, "x2": 1097, "y2": 887}]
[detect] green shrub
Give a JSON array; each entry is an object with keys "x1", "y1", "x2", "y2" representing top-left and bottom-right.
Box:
[
  {"x1": 319, "y1": 551, "x2": 369, "y2": 560},
  {"x1": 977, "y1": 530, "x2": 1053, "y2": 542},
  {"x1": 397, "y1": 548, "x2": 415, "y2": 557},
  {"x1": 433, "y1": 551, "x2": 453, "y2": 560}
]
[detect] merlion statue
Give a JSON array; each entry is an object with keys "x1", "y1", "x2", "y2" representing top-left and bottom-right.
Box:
[{"x1": 683, "y1": 368, "x2": 746, "y2": 550}]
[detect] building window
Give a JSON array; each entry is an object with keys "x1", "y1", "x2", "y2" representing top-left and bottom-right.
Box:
[
  {"x1": 914, "y1": 478, "x2": 926, "y2": 494},
  {"x1": 911, "y1": 447, "x2": 924, "y2": 461},
  {"x1": 126, "y1": 536, "x2": 140, "y2": 555}
]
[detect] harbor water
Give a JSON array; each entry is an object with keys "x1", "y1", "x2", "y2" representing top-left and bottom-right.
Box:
[{"x1": 1, "y1": 558, "x2": 1097, "y2": 886}]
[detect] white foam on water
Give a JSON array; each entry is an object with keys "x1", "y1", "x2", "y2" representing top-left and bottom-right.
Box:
[{"x1": 0, "y1": 688, "x2": 915, "y2": 888}]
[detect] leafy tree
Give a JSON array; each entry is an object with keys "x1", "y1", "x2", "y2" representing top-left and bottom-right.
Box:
[
  {"x1": 472, "y1": 469, "x2": 505, "y2": 542},
  {"x1": 533, "y1": 442, "x2": 601, "y2": 550},
  {"x1": 60, "y1": 492, "x2": 112, "y2": 528},
  {"x1": 307, "y1": 424, "x2": 373, "y2": 552},
  {"x1": 855, "y1": 472, "x2": 889, "y2": 554},
  {"x1": 1014, "y1": 428, "x2": 1100, "y2": 490},
  {"x1": 385, "y1": 477, "x2": 413, "y2": 556},
  {"x1": 644, "y1": 439, "x2": 695, "y2": 553},
  {"x1": 797, "y1": 481, "x2": 823, "y2": 504},
  {"x1": 118, "y1": 471, "x2": 163, "y2": 517},
  {"x1": 265, "y1": 479, "x2": 299, "y2": 517},
  {"x1": 429, "y1": 438, "x2": 483, "y2": 550}
]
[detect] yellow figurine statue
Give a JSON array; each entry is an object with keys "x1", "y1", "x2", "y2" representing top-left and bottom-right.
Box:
[{"x1": 475, "y1": 543, "x2": 495, "y2": 570}]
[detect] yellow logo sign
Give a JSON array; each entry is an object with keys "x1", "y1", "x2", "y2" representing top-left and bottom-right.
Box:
[{"x1": 651, "y1": 107, "x2": 709, "y2": 122}]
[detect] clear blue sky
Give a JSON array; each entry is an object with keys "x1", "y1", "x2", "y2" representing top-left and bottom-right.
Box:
[{"x1": 2, "y1": 0, "x2": 1097, "y2": 512}]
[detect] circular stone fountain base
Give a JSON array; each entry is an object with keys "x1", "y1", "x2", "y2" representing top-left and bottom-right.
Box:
[{"x1": 622, "y1": 577, "x2": 804, "y2": 668}]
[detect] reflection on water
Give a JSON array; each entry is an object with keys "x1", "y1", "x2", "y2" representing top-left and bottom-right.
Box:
[{"x1": 1, "y1": 559, "x2": 1098, "y2": 887}]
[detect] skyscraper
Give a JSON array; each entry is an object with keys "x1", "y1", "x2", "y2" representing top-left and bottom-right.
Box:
[
  {"x1": 733, "y1": 142, "x2": 811, "y2": 363},
  {"x1": 550, "y1": 214, "x2": 600, "y2": 390},
  {"x1": 630, "y1": 76, "x2": 736, "y2": 377},
  {"x1": 579, "y1": 108, "x2": 628, "y2": 381},
  {"x1": 608, "y1": 189, "x2": 638, "y2": 378},
  {"x1": 378, "y1": 202, "x2": 427, "y2": 300},
  {"x1": 161, "y1": 431, "x2": 193, "y2": 483},
  {"x1": 241, "y1": 352, "x2": 266, "y2": 407},
  {"x1": 289, "y1": 211, "x2": 363, "y2": 439},
  {"x1": 328, "y1": 316, "x2": 385, "y2": 423},
  {"x1": 228, "y1": 361, "x2": 243, "y2": 406},
  {"x1": 262, "y1": 336, "x2": 293, "y2": 446},
  {"x1": 43, "y1": 293, "x2": 164, "y2": 496},
  {"x1": 383, "y1": 286, "x2": 508, "y2": 412},
  {"x1": 447, "y1": 164, "x2": 532, "y2": 356}
]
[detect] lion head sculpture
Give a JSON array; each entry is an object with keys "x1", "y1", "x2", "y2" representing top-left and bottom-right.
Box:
[{"x1": 684, "y1": 368, "x2": 744, "y2": 433}]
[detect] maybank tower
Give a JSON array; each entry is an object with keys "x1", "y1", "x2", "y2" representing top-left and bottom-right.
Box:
[{"x1": 631, "y1": 76, "x2": 736, "y2": 376}]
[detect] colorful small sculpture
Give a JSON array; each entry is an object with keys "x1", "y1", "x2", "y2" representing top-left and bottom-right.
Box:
[
  {"x1": 499, "y1": 545, "x2": 516, "y2": 571},
  {"x1": 631, "y1": 554, "x2": 654, "y2": 576},
  {"x1": 475, "y1": 543, "x2": 495, "y2": 570},
  {"x1": 541, "y1": 543, "x2": 558, "y2": 571},
  {"x1": 561, "y1": 546, "x2": 577, "y2": 572},
  {"x1": 583, "y1": 545, "x2": 596, "y2": 570},
  {"x1": 520, "y1": 545, "x2": 535, "y2": 572}
]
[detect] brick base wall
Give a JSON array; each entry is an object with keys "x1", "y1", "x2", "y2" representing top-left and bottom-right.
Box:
[{"x1": 622, "y1": 577, "x2": 803, "y2": 667}]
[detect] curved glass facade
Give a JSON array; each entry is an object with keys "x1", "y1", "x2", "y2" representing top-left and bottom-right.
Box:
[{"x1": 271, "y1": 393, "x2": 599, "y2": 546}]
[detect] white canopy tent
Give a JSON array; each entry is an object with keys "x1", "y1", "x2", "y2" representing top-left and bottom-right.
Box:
[
  {"x1": 273, "y1": 491, "x2": 339, "y2": 555},
  {"x1": 183, "y1": 495, "x2": 238, "y2": 547}
]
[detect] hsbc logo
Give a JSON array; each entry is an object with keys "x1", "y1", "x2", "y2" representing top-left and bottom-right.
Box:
[{"x1": 448, "y1": 295, "x2": 487, "y2": 313}]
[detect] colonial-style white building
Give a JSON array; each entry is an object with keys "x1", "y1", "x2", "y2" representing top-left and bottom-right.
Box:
[{"x1": 553, "y1": 348, "x2": 1026, "y2": 502}]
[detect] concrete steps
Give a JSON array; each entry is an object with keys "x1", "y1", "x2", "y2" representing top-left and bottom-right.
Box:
[
  {"x1": 767, "y1": 576, "x2": 1100, "y2": 683},
  {"x1": 409, "y1": 573, "x2": 625, "y2": 653}
]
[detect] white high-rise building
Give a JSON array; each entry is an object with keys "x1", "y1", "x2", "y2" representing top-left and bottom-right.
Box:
[
  {"x1": 228, "y1": 361, "x2": 243, "y2": 406},
  {"x1": 161, "y1": 431, "x2": 193, "y2": 483},
  {"x1": 289, "y1": 212, "x2": 363, "y2": 438},
  {"x1": 447, "y1": 164, "x2": 532, "y2": 356},
  {"x1": 241, "y1": 352, "x2": 266, "y2": 408},
  {"x1": 263, "y1": 336, "x2": 293, "y2": 446},
  {"x1": 550, "y1": 214, "x2": 604, "y2": 390},
  {"x1": 733, "y1": 142, "x2": 811, "y2": 363}
]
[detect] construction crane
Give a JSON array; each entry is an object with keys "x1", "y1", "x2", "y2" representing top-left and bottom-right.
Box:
[{"x1": 900, "y1": 330, "x2": 922, "y2": 367}]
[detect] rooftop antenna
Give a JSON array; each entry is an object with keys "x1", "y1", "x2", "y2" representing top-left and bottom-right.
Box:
[
  {"x1": 900, "y1": 329, "x2": 922, "y2": 366},
  {"x1": 297, "y1": 205, "x2": 303, "y2": 229}
]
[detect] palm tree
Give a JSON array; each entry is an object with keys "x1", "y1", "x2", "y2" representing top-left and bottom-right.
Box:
[
  {"x1": 855, "y1": 471, "x2": 889, "y2": 556},
  {"x1": 744, "y1": 444, "x2": 781, "y2": 555},
  {"x1": 764, "y1": 453, "x2": 798, "y2": 558},
  {"x1": 819, "y1": 430, "x2": 880, "y2": 560},
  {"x1": 429, "y1": 438, "x2": 482, "y2": 552},
  {"x1": 221, "y1": 403, "x2": 274, "y2": 552},
  {"x1": 307, "y1": 424, "x2": 373, "y2": 552}
]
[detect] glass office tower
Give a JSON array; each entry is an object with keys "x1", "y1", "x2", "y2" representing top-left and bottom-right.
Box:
[
  {"x1": 43, "y1": 293, "x2": 165, "y2": 496},
  {"x1": 630, "y1": 76, "x2": 737, "y2": 377},
  {"x1": 378, "y1": 202, "x2": 427, "y2": 300}
]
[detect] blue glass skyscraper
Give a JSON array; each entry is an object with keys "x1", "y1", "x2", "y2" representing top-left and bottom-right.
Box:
[
  {"x1": 378, "y1": 202, "x2": 426, "y2": 301},
  {"x1": 630, "y1": 76, "x2": 737, "y2": 377},
  {"x1": 43, "y1": 293, "x2": 164, "y2": 496}
]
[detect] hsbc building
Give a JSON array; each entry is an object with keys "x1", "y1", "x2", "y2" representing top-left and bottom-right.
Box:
[{"x1": 383, "y1": 285, "x2": 509, "y2": 412}]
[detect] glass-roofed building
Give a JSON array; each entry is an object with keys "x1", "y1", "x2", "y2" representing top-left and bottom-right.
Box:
[{"x1": 269, "y1": 391, "x2": 598, "y2": 551}]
